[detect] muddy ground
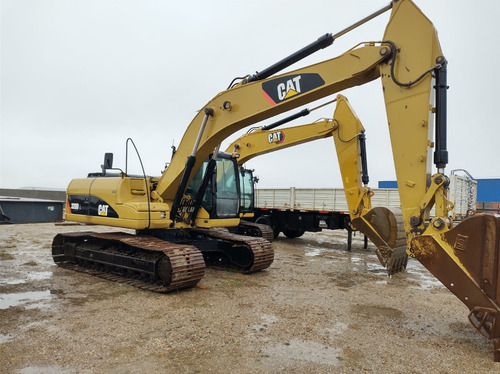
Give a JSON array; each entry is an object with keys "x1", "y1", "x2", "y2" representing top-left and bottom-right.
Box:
[{"x1": 0, "y1": 223, "x2": 497, "y2": 373}]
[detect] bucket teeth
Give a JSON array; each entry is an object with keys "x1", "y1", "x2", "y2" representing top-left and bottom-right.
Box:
[
  {"x1": 468, "y1": 307, "x2": 498, "y2": 339},
  {"x1": 352, "y1": 207, "x2": 407, "y2": 275},
  {"x1": 376, "y1": 246, "x2": 408, "y2": 275}
]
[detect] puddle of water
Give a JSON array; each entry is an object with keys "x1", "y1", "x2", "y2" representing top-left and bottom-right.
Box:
[
  {"x1": 0, "y1": 333, "x2": 13, "y2": 344},
  {"x1": 0, "y1": 290, "x2": 52, "y2": 309},
  {"x1": 365, "y1": 262, "x2": 388, "y2": 275},
  {"x1": 304, "y1": 239, "x2": 444, "y2": 290},
  {"x1": 348, "y1": 256, "x2": 364, "y2": 263},
  {"x1": 372, "y1": 259, "x2": 444, "y2": 289},
  {"x1": 305, "y1": 248, "x2": 323, "y2": 257},
  {"x1": 305, "y1": 246, "x2": 353, "y2": 258},
  {"x1": 27, "y1": 271, "x2": 53, "y2": 281},
  {"x1": 0, "y1": 271, "x2": 53, "y2": 286},
  {"x1": 0, "y1": 278, "x2": 26, "y2": 286},
  {"x1": 263, "y1": 338, "x2": 341, "y2": 367},
  {"x1": 406, "y1": 260, "x2": 444, "y2": 290},
  {"x1": 410, "y1": 274, "x2": 443, "y2": 290}
]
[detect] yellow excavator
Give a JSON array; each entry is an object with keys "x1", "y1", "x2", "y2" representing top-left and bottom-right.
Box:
[
  {"x1": 225, "y1": 98, "x2": 339, "y2": 238},
  {"x1": 226, "y1": 94, "x2": 408, "y2": 274},
  {"x1": 52, "y1": 0, "x2": 500, "y2": 360},
  {"x1": 226, "y1": 103, "x2": 339, "y2": 238}
]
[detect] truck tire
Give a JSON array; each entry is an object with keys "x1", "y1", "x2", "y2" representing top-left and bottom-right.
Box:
[{"x1": 283, "y1": 228, "x2": 305, "y2": 238}]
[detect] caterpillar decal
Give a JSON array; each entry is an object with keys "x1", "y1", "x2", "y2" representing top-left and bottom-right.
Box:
[
  {"x1": 67, "y1": 195, "x2": 119, "y2": 218},
  {"x1": 268, "y1": 131, "x2": 285, "y2": 144},
  {"x1": 262, "y1": 73, "x2": 325, "y2": 105}
]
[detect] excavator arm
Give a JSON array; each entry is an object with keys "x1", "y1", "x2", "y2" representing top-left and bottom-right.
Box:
[
  {"x1": 225, "y1": 94, "x2": 408, "y2": 273},
  {"x1": 332, "y1": 95, "x2": 408, "y2": 273}
]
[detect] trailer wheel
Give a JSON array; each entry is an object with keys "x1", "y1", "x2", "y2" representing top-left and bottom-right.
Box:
[
  {"x1": 283, "y1": 228, "x2": 305, "y2": 238},
  {"x1": 255, "y1": 216, "x2": 280, "y2": 239}
]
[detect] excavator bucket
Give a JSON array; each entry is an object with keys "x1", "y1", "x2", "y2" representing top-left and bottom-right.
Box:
[
  {"x1": 351, "y1": 206, "x2": 408, "y2": 275},
  {"x1": 411, "y1": 213, "x2": 500, "y2": 361}
]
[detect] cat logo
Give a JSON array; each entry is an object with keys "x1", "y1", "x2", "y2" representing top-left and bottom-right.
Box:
[
  {"x1": 277, "y1": 76, "x2": 302, "y2": 101},
  {"x1": 262, "y1": 73, "x2": 325, "y2": 105},
  {"x1": 98, "y1": 204, "x2": 109, "y2": 216},
  {"x1": 268, "y1": 131, "x2": 285, "y2": 144}
]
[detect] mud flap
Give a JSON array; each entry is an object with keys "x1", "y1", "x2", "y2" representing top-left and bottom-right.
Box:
[
  {"x1": 352, "y1": 207, "x2": 408, "y2": 275},
  {"x1": 411, "y1": 214, "x2": 500, "y2": 361}
]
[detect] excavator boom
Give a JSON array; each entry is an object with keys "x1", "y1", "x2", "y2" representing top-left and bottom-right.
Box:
[
  {"x1": 227, "y1": 118, "x2": 335, "y2": 166},
  {"x1": 156, "y1": 42, "x2": 389, "y2": 203}
]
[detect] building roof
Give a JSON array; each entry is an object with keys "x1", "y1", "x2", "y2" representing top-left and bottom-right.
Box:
[{"x1": 0, "y1": 196, "x2": 64, "y2": 203}]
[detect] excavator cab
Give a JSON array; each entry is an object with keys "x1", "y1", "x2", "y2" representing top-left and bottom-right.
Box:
[
  {"x1": 184, "y1": 153, "x2": 241, "y2": 220},
  {"x1": 239, "y1": 168, "x2": 255, "y2": 216}
]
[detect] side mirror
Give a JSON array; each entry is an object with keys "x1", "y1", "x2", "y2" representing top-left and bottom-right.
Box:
[
  {"x1": 101, "y1": 153, "x2": 114, "y2": 174},
  {"x1": 103, "y1": 153, "x2": 113, "y2": 169}
]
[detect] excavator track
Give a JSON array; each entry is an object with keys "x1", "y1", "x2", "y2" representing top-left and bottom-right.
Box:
[
  {"x1": 141, "y1": 227, "x2": 274, "y2": 273},
  {"x1": 232, "y1": 221, "x2": 276, "y2": 242},
  {"x1": 193, "y1": 228, "x2": 274, "y2": 273},
  {"x1": 52, "y1": 232, "x2": 205, "y2": 293}
]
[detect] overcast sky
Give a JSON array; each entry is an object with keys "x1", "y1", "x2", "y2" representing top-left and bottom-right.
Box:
[{"x1": 1, "y1": 0, "x2": 499, "y2": 190}]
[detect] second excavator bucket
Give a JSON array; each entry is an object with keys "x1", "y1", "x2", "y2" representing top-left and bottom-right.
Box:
[
  {"x1": 351, "y1": 206, "x2": 408, "y2": 275},
  {"x1": 411, "y1": 213, "x2": 500, "y2": 361}
]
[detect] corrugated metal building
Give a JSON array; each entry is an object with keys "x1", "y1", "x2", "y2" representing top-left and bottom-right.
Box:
[
  {"x1": 0, "y1": 188, "x2": 65, "y2": 201},
  {"x1": 0, "y1": 196, "x2": 64, "y2": 224}
]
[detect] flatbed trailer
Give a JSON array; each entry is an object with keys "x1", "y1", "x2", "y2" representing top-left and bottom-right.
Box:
[{"x1": 250, "y1": 175, "x2": 476, "y2": 250}]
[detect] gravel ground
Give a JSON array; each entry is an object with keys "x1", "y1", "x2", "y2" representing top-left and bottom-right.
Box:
[{"x1": 0, "y1": 223, "x2": 497, "y2": 373}]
